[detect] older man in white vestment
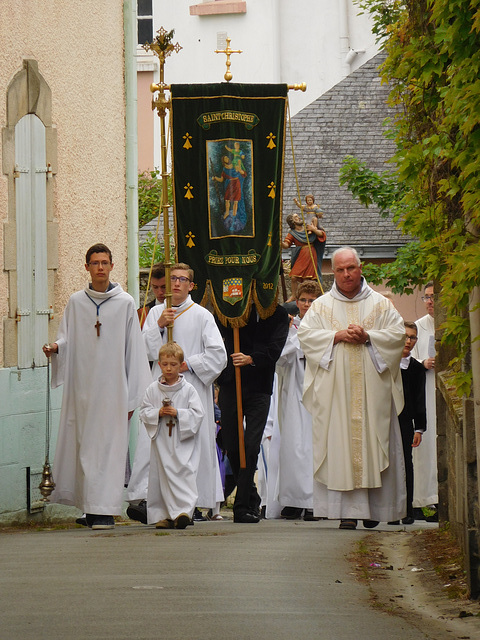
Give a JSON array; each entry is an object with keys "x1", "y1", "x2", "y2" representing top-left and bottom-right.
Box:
[
  {"x1": 43, "y1": 244, "x2": 152, "y2": 530},
  {"x1": 128, "y1": 263, "x2": 227, "y2": 523},
  {"x1": 297, "y1": 247, "x2": 407, "y2": 530}
]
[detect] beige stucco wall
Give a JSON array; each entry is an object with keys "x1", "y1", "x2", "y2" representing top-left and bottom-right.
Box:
[
  {"x1": 137, "y1": 71, "x2": 155, "y2": 173},
  {"x1": 0, "y1": 1, "x2": 128, "y2": 364}
]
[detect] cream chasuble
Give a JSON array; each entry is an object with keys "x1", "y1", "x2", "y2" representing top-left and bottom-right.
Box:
[{"x1": 298, "y1": 282, "x2": 405, "y2": 493}]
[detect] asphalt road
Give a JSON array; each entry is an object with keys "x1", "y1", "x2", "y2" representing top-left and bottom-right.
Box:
[{"x1": 0, "y1": 517, "x2": 450, "y2": 640}]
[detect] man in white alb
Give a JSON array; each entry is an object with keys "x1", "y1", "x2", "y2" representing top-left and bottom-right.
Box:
[
  {"x1": 43, "y1": 243, "x2": 152, "y2": 530},
  {"x1": 297, "y1": 247, "x2": 407, "y2": 529}
]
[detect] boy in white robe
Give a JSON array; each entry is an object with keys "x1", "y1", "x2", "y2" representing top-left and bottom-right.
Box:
[
  {"x1": 42, "y1": 244, "x2": 151, "y2": 530},
  {"x1": 127, "y1": 262, "x2": 227, "y2": 521},
  {"x1": 276, "y1": 281, "x2": 322, "y2": 520},
  {"x1": 140, "y1": 342, "x2": 204, "y2": 529}
]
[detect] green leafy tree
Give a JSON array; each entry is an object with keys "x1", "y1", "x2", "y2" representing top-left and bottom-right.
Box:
[
  {"x1": 138, "y1": 170, "x2": 174, "y2": 267},
  {"x1": 348, "y1": 0, "x2": 480, "y2": 394}
]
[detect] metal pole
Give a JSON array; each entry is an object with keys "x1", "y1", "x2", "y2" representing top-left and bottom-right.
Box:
[{"x1": 144, "y1": 28, "x2": 182, "y2": 342}]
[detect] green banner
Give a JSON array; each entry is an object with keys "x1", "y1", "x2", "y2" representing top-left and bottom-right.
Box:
[{"x1": 171, "y1": 83, "x2": 287, "y2": 327}]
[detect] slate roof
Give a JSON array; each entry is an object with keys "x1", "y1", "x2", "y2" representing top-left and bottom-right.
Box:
[
  {"x1": 140, "y1": 53, "x2": 408, "y2": 260},
  {"x1": 282, "y1": 52, "x2": 408, "y2": 259}
]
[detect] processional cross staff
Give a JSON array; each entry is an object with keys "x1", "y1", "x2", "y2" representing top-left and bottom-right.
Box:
[
  {"x1": 143, "y1": 28, "x2": 182, "y2": 342},
  {"x1": 215, "y1": 37, "x2": 242, "y2": 83}
]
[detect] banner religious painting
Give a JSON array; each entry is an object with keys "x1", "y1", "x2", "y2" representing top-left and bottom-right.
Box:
[
  {"x1": 171, "y1": 83, "x2": 287, "y2": 327},
  {"x1": 207, "y1": 138, "x2": 254, "y2": 238}
]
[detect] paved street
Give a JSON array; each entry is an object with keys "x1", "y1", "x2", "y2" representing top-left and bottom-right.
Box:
[{"x1": 0, "y1": 517, "x2": 460, "y2": 640}]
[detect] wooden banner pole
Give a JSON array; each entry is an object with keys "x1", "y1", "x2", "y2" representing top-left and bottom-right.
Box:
[{"x1": 233, "y1": 326, "x2": 247, "y2": 469}]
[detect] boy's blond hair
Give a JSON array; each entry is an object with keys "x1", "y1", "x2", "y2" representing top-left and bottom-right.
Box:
[{"x1": 158, "y1": 342, "x2": 184, "y2": 363}]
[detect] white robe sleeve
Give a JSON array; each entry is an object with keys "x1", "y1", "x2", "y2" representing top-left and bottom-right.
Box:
[
  {"x1": 125, "y1": 299, "x2": 154, "y2": 412},
  {"x1": 142, "y1": 304, "x2": 167, "y2": 361},
  {"x1": 139, "y1": 384, "x2": 162, "y2": 439},
  {"x1": 276, "y1": 326, "x2": 299, "y2": 369},
  {"x1": 50, "y1": 301, "x2": 70, "y2": 389},
  {"x1": 186, "y1": 313, "x2": 227, "y2": 386},
  {"x1": 176, "y1": 386, "x2": 205, "y2": 441}
]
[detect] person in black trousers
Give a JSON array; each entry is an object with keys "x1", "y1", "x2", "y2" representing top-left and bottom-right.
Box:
[
  {"x1": 216, "y1": 304, "x2": 289, "y2": 523},
  {"x1": 393, "y1": 321, "x2": 426, "y2": 525}
]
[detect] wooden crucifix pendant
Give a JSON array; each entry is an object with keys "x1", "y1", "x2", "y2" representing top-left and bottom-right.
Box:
[
  {"x1": 162, "y1": 398, "x2": 175, "y2": 436},
  {"x1": 166, "y1": 417, "x2": 175, "y2": 436},
  {"x1": 95, "y1": 319, "x2": 102, "y2": 336}
]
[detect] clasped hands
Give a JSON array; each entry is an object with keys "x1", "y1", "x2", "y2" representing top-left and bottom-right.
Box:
[
  {"x1": 335, "y1": 324, "x2": 369, "y2": 345},
  {"x1": 159, "y1": 404, "x2": 178, "y2": 418}
]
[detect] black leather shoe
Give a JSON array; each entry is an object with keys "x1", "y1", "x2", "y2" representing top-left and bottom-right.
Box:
[
  {"x1": 303, "y1": 509, "x2": 320, "y2": 521},
  {"x1": 281, "y1": 506, "x2": 303, "y2": 520},
  {"x1": 234, "y1": 511, "x2": 260, "y2": 523},
  {"x1": 362, "y1": 519, "x2": 380, "y2": 529},
  {"x1": 402, "y1": 516, "x2": 415, "y2": 525},
  {"x1": 126, "y1": 500, "x2": 148, "y2": 524}
]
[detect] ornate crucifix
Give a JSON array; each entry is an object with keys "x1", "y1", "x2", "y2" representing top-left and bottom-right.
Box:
[{"x1": 215, "y1": 37, "x2": 242, "y2": 82}]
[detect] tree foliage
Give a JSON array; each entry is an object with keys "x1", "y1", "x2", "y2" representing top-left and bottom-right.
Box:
[
  {"x1": 349, "y1": 0, "x2": 480, "y2": 393},
  {"x1": 138, "y1": 170, "x2": 174, "y2": 267},
  {"x1": 138, "y1": 169, "x2": 170, "y2": 228}
]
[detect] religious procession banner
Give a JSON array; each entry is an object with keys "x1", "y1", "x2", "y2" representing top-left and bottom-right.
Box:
[{"x1": 170, "y1": 83, "x2": 287, "y2": 327}]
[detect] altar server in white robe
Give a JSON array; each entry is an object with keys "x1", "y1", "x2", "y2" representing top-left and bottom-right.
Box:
[
  {"x1": 140, "y1": 342, "x2": 204, "y2": 529},
  {"x1": 297, "y1": 247, "x2": 407, "y2": 529},
  {"x1": 137, "y1": 262, "x2": 227, "y2": 512},
  {"x1": 42, "y1": 244, "x2": 152, "y2": 530},
  {"x1": 276, "y1": 281, "x2": 322, "y2": 520},
  {"x1": 411, "y1": 281, "x2": 438, "y2": 510}
]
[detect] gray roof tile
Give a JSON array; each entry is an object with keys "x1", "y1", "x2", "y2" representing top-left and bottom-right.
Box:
[{"x1": 282, "y1": 52, "x2": 407, "y2": 257}]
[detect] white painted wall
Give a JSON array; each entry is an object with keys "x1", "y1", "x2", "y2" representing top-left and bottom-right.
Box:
[{"x1": 142, "y1": 0, "x2": 379, "y2": 168}]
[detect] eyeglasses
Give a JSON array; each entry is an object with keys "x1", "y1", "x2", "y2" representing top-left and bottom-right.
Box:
[
  {"x1": 171, "y1": 275, "x2": 190, "y2": 283},
  {"x1": 88, "y1": 261, "x2": 110, "y2": 268},
  {"x1": 405, "y1": 335, "x2": 418, "y2": 341},
  {"x1": 422, "y1": 295, "x2": 435, "y2": 301},
  {"x1": 298, "y1": 298, "x2": 315, "y2": 304}
]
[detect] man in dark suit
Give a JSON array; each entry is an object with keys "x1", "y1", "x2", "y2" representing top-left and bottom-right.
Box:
[
  {"x1": 394, "y1": 321, "x2": 426, "y2": 525},
  {"x1": 216, "y1": 304, "x2": 289, "y2": 523}
]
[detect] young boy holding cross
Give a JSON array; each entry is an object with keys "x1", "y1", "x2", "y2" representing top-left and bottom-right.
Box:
[{"x1": 139, "y1": 342, "x2": 204, "y2": 529}]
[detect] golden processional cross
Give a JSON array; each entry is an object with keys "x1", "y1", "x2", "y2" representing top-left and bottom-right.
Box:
[{"x1": 215, "y1": 37, "x2": 242, "y2": 82}]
